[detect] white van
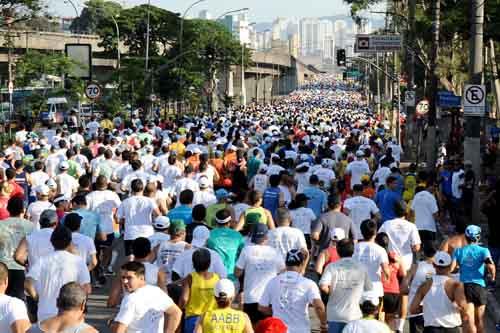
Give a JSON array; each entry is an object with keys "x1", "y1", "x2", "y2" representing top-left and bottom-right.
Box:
[{"x1": 42, "y1": 97, "x2": 69, "y2": 124}]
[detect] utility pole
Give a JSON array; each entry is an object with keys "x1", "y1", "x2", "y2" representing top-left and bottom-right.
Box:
[
  {"x1": 489, "y1": 39, "x2": 500, "y2": 119},
  {"x1": 426, "y1": 0, "x2": 440, "y2": 169},
  {"x1": 407, "y1": 0, "x2": 417, "y2": 158},
  {"x1": 376, "y1": 54, "x2": 381, "y2": 117},
  {"x1": 464, "y1": 0, "x2": 484, "y2": 225}
]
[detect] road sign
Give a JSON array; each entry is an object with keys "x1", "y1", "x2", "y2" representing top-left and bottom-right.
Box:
[
  {"x1": 85, "y1": 83, "x2": 101, "y2": 100},
  {"x1": 416, "y1": 99, "x2": 429, "y2": 115},
  {"x1": 150, "y1": 94, "x2": 157, "y2": 102},
  {"x1": 355, "y1": 34, "x2": 401, "y2": 53},
  {"x1": 438, "y1": 91, "x2": 461, "y2": 108},
  {"x1": 405, "y1": 91, "x2": 416, "y2": 107},
  {"x1": 463, "y1": 84, "x2": 485, "y2": 116},
  {"x1": 7, "y1": 81, "x2": 13, "y2": 95}
]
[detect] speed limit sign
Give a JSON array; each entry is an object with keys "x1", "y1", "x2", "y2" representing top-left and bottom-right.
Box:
[{"x1": 85, "y1": 83, "x2": 102, "y2": 100}]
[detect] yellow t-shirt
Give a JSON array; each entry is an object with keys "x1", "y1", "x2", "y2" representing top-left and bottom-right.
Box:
[
  {"x1": 202, "y1": 308, "x2": 247, "y2": 333},
  {"x1": 186, "y1": 272, "x2": 219, "y2": 317}
]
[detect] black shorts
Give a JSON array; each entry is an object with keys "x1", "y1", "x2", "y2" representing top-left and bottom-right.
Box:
[
  {"x1": 124, "y1": 239, "x2": 134, "y2": 257},
  {"x1": 423, "y1": 326, "x2": 461, "y2": 333},
  {"x1": 383, "y1": 293, "x2": 401, "y2": 314},
  {"x1": 464, "y1": 283, "x2": 487, "y2": 306},
  {"x1": 6, "y1": 270, "x2": 25, "y2": 301},
  {"x1": 243, "y1": 303, "x2": 267, "y2": 324},
  {"x1": 95, "y1": 233, "x2": 115, "y2": 249}
]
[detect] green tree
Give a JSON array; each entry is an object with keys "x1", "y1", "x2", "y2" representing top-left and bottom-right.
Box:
[
  {"x1": 0, "y1": 0, "x2": 43, "y2": 26},
  {"x1": 69, "y1": 0, "x2": 121, "y2": 34},
  {"x1": 15, "y1": 51, "x2": 78, "y2": 87}
]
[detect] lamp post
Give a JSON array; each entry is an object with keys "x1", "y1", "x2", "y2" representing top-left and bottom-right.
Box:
[
  {"x1": 215, "y1": 8, "x2": 250, "y2": 21},
  {"x1": 240, "y1": 21, "x2": 255, "y2": 107}
]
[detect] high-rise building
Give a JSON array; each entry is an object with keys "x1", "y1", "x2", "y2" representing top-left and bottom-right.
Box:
[
  {"x1": 299, "y1": 18, "x2": 320, "y2": 56},
  {"x1": 198, "y1": 10, "x2": 211, "y2": 20}
]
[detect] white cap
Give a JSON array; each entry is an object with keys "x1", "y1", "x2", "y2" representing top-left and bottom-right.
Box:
[
  {"x1": 214, "y1": 279, "x2": 235, "y2": 298},
  {"x1": 153, "y1": 216, "x2": 170, "y2": 230},
  {"x1": 59, "y1": 161, "x2": 69, "y2": 170},
  {"x1": 35, "y1": 184, "x2": 50, "y2": 196},
  {"x1": 191, "y1": 226, "x2": 210, "y2": 248},
  {"x1": 198, "y1": 176, "x2": 210, "y2": 188},
  {"x1": 360, "y1": 290, "x2": 380, "y2": 306},
  {"x1": 53, "y1": 195, "x2": 70, "y2": 204},
  {"x1": 45, "y1": 178, "x2": 57, "y2": 189},
  {"x1": 330, "y1": 228, "x2": 345, "y2": 241},
  {"x1": 356, "y1": 150, "x2": 365, "y2": 157},
  {"x1": 193, "y1": 147, "x2": 202, "y2": 154},
  {"x1": 434, "y1": 251, "x2": 452, "y2": 267}
]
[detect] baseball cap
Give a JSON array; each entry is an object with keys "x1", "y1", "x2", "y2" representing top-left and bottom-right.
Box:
[
  {"x1": 465, "y1": 225, "x2": 481, "y2": 242},
  {"x1": 255, "y1": 317, "x2": 287, "y2": 333},
  {"x1": 464, "y1": 160, "x2": 473, "y2": 166},
  {"x1": 214, "y1": 279, "x2": 235, "y2": 299},
  {"x1": 191, "y1": 225, "x2": 210, "y2": 248},
  {"x1": 169, "y1": 220, "x2": 186, "y2": 234},
  {"x1": 285, "y1": 249, "x2": 305, "y2": 266},
  {"x1": 59, "y1": 161, "x2": 69, "y2": 170},
  {"x1": 35, "y1": 184, "x2": 50, "y2": 196},
  {"x1": 45, "y1": 178, "x2": 57, "y2": 190},
  {"x1": 198, "y1": 176, "x2": 210, "y2": 189},
  {"x1": 153, "y1": 216, "x2": 170, "y2": 230},
  {"x1": 215, "y1": 189, "x2": 229, "y2": 200},
  {"x1": 193, "y1": 147, "x2": 202, "y2": 154},
  {"x1": 360, "y1": 290, "x2": 380, "y2": 306},
  {"x1": 434, "y1": 251, "x2": 452, "y2": 267},
  {"x1": 356, "y1": 150, "x2": 365, "y2": 157},
  {"x1": 251, "y1": 224, "x2": 269, "y2": 243},
  {"x1": 330, "y1": 228, "x2": 345, "y2": 241}
]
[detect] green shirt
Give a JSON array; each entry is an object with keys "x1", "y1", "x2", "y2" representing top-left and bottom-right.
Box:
[
  {"x1": 207, "y1": 227, "x2": 244, "y2": 282},
  {"x1": 0, "y1": 217, "x2": 34, "y2": 270}
]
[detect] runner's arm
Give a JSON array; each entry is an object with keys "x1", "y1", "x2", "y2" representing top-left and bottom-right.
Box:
[
  {"x1": 178, "y1": 274, "x2": 192, "y2": 309},
  {"x1": 243, "y1": 313, "x2": 254, "y2": 333},
  {"x1": 164, "y1": 303, "x2": 182, "y2": 333},
  {"x1": 409, "y1": 279, "x2": 431, "y2": 315},
  {"x1": 315, "y1": 250, "x2": 327, "y2": 276},
  {"x1": 107, "y1": 276, "x2": 122, "y2": 308},
  {"x1": 14, "y1": 238, "x2": 28, "y2": 267},
  {"x1": 312, "y1": 298, "x2": 327, "y2": 333}
]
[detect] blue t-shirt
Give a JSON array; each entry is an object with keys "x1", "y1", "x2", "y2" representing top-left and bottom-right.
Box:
[
  {"x1": 440, "y1": 170, "x2": 453, "y2": 197},
  {"x1": 167, "y1": 205, "x2": 193, "y2": 225},
  {"x1": 72, "y1": 208, "x2": 102, "y2": 240},
  {"x1": 263, "y1": 187, "x2": 281, "y2": 219},
  {"x1": 303, "y1": 186, "x2": 327, "y2": 218},
  {"x1": 375, "y1": 189, "x2": 401, "y2": 222},
  {"x1": 453, "y1": 244, "x2": 492, "y2": 287}
]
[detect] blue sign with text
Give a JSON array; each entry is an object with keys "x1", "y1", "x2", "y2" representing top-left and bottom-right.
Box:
[{"x1": 438, "y1": 91, "x2": 462, "y2": 108}]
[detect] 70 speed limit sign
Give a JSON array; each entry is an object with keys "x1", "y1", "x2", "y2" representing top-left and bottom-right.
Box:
[{"x1": 85, "y1": 83, "x2": 102, "y2": 100}]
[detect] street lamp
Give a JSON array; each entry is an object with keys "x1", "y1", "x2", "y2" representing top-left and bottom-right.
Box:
[
  {"x1": 95, "y1": 8, "x2": 120, "y2": 73},
  {"x1": 64, "y1": 0, "x2": 80, "y2": 42},
  {"x1": 215, "y1": 8, "x2": 250, "y2": 21},
  {"x1": 240, "y1": 21, "x2": 255, "y2": 107},
  {"x1": 179, "y1": 0, "x2": 206, "y2": 64},
  {"x1": 145, "y1": 0, "x2": 151, "y2": 72}
]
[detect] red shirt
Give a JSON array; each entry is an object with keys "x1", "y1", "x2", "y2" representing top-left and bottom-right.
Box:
[
  {"x1": 0, "y1": 196, "x2": 10, "y2": 220},
  {"x1": 324, "y1": 246, "x2": 340, "y2": 266},
  {"x1": 382, "y1": 251, "x2": 401, "y2": 294},
  {"x1": 8, "y1": 180, "x2": 24, "y2": 200}
]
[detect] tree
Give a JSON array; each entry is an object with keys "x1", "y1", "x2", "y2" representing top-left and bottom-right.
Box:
[
  {"x1": 69, "y1": 0, "x2": 121, "y2": 34},
  {"x1": 15, "y1": 51, "x2": 77, "y2": 87},
  {"x1": 0, "y1": 0, "x2": 44, "y2": 26}
]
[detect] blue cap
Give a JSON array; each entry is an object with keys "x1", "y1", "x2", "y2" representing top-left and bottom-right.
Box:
[
  {"x1": 215, "y1": 189, "x2": 229, "y2": 200},
  {"x1": 465, "y1": 225, "x2": 481, "y2": 242},
  {"x1": 251, "y1": 224, "x2": 269, "y2": 243}
]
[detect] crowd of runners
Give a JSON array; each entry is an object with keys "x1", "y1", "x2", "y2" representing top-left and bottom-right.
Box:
[{"x1": 0, "y1": 75, "x2": 496, "y2": 333}]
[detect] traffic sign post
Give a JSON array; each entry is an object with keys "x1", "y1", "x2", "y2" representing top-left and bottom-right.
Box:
[
  {"x1": 416, "y1": 99, "x2": 429, "y2": 116},
  {"x1": 85, "y1": 83, "x2": 102, "y2": 100},
  {"x1": 463, "y1": 84, "x2": 485, "y2": 116},
  {"x1": 355, "y1": 34, "x2": 402, "y2": 53}
]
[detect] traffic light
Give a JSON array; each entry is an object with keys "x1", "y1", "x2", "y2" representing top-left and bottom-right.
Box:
[{"x1": 337, "y1": 49, "x2": 346, "y2": 66}]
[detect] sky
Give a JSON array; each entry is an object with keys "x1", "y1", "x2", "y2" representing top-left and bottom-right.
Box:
[{"x1": 48, "y1": 0, "x2": 359, "y2": 23}]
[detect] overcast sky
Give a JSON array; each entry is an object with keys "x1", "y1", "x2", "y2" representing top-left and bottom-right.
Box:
[{"x1": 48, "y1": 0, "x2": 364, "y2": 22}]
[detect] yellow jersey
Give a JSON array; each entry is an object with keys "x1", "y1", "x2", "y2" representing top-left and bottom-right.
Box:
[
  {"x1": 201, "y1": 308, "x2": 247, "y2": 333},
  {"x1": 185, "y1": 272, "x2": 219, "y2": 317}
]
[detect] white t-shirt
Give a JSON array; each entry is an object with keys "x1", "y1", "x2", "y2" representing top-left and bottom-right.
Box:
[
  {"x1": 319, "y1": 258, "x2": 372, "y2": 322},
  {"x1": 193, "y1": 190, "x2": 217, "y2": 208},
  {"x1": 157, "y1": 241, "x2": 189, "y2": 283},
  {"x1": 148, "y1": 233, "x2": 170, "y2": 250},
  {"x1": 172, "y1": 247, "x2": 227, "y2": 279},
  {"x1": 71, "y1": 232, "x2": 97, "y2": 265},
  {"x1": 26, "y1": 228, "x2": 54, "y2": 269},
  {"x1": 342, "y1": 318, "x2": 391, "y2": 333},
  {"x1": 294, "y1": 172, "x2": 311, "y2": 194},
  {"x1": 411, "y1": 191, "x2": 439, "y2": 232},
  {"x1": 290, "y1": 207, "x2": 316, "y2": 235},
  {"x1": 86, "y1": 121, "x2": 100, "y2": 136},
  {"x1": 346, "y1": 160, "x2": 370, "y2": 189},
  {"x1": 117, "y1": 196, "x2": 157, "y2": 240},
  {"x1": 252, "y1": 174, "x2": 269, "y2": 194},
  {"x1": 26, "y1": 251, "x2": 90, "y2": 322},
  {"x1": 27, "y1": 201, "x2": 56, "y2": 230},
  {"x1": 259, "y1": 271, "x2": 321, "y2": 333},
  {"x1": 236, "y1": 244, "x2": 285, "y2": 304},
  {"x1": 353, "y1": 242, "x2": 388, "y2": 297},
  {"x1": 232, "y1": 203, "x2": 251, "y2": 222},
  {"x1": 29, "y1": 171, "x2": 50, "y2": 196},
  {"x1": 55, "y1": 173, "x2": 78, "y2": 198},
  {"x1": 114, "y1": 285, "x2": 174, "y2": 333},
  {"x1": 268, "y1": 226, "x2": 308, "y2": 260},
  {"x1": 0, "y1": 294, "x2": 29, "y2": 333},
  {"x1": 372, "y1": 166, "x2": 392, "y2": 191},
  {"x1": 266, "y1": 164, "x2": 285, "y2": 176},
  {"x1": 343, "y1": 196, "x2": 379, "y2": 240},
  {"x1": 379, "y1": 218, "x2": 421, "y2": 271},
  {"x1": 313, "y1": 167, "x2": 336, "y2": 188},
  {"x1": 86, "y1": 190, "x2": 122, "y2": 234}
]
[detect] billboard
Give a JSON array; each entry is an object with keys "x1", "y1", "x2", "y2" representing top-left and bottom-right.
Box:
[{"x1": 65, "y1": 44, "x2": 92, "y2": 80}]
